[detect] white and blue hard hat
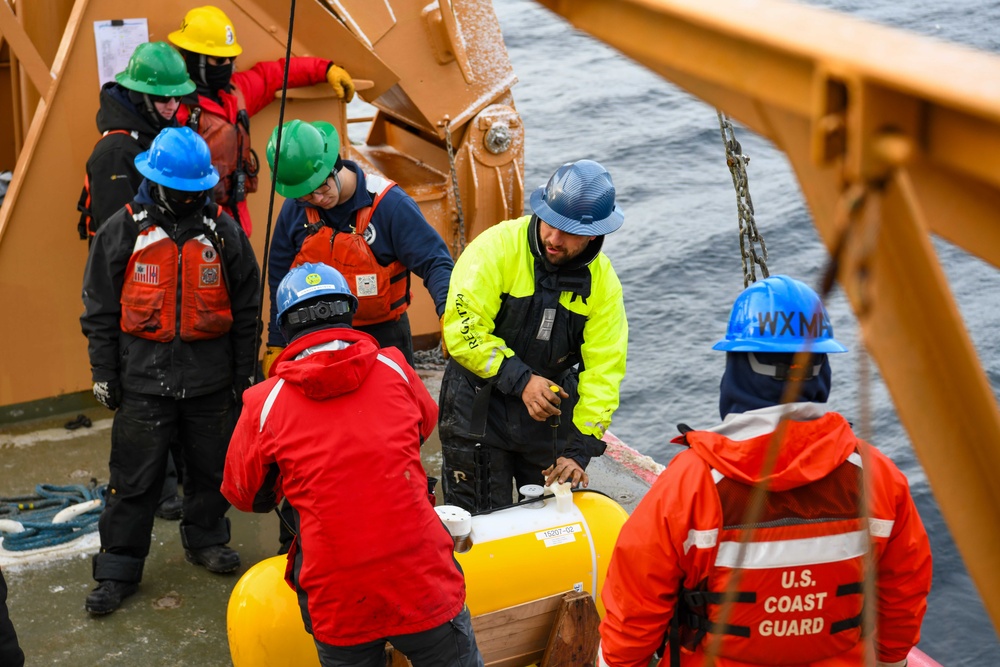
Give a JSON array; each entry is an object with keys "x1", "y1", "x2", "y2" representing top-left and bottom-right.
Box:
[{"x1": 529, "y1": 160, "x2": 624, "y2": 236}]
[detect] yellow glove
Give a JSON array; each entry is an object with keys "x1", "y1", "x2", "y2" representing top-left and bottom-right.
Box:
[
  {"x1": 262, "y1": 345, "x2": 285, "y2": 379},
  {"x1": 326, "y1": 64, "x2": 355, "y2": 103},
  {"x1": 440, "y1": 315, "x2": 449, "y2": 360}
]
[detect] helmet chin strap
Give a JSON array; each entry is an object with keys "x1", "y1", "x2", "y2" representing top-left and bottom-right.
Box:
[
  {"x1": 198, "y1": 53, "x2": 209, "y2": 88},
  {"x1": 155, "y1": 183, "x2": 179, "y2": 216}
]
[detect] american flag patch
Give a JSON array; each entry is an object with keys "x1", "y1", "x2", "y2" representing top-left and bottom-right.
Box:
[
  {"x1": 133, "y1": 263, "x2": 159, "y2": 285},
  {"x1": 200, "y1": 265, "x2": 220, "y2": 287}
]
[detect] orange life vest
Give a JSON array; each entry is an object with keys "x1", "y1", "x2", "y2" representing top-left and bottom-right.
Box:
[
  {"x1": 675, "y1": 455, "x2": 868, "y2": 665},
  {"x1": 291, "y1": 175, "x2": 410, "y2": 327},
  {"x1": 187, "y1": 88, "x2": 258, "y2": 209},
  {"x1": 119, "y1": 204, "x2": 233, "y2": 342}
]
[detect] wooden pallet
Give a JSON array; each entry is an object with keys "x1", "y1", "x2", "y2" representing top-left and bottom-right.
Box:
[{"x1": 388, "y1": 590, "x2": 601, "y2": 667}]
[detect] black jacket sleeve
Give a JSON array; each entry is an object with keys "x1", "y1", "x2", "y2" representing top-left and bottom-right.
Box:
[{"x1": 80, "y1": 210, "x2": 134, "y2": 382}]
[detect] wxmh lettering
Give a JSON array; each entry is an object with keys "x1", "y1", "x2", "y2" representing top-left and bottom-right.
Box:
[{"x1": 756, "y1": 311, "x2": 832, "y2": 339}]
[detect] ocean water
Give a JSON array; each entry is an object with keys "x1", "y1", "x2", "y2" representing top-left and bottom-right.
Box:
[{"x1": 492, "y1": 0, "x2": 1000, "y2": 663}]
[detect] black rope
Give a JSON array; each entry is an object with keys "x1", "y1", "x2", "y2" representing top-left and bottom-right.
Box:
[{"x1": 253, "y1": 0, "x2": 298, "y2": 383}]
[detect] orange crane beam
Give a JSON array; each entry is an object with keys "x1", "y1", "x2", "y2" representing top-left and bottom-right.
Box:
[{"x1": 535, "y1": 0, "x2": 1000, "y2": 630}]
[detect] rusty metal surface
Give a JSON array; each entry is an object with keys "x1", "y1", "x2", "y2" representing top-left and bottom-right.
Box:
[{"x1": 534, "y1": 0, "x2": 1000, "y2": 631}]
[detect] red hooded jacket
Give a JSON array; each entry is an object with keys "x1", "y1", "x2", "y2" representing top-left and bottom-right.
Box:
[
  {"x1": 598, "y1": 403, "x2": 931, "y2": 667},
  {"x1": 222, "y1": 328, "x2": 467, "y2": 645}
]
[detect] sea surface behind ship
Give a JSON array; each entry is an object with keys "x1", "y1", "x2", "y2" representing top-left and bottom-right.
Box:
[{"x1": 494, "y1": 0, "x2": 1000, "y2": 663}]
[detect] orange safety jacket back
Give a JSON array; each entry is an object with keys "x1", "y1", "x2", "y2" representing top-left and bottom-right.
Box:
[
  {"x1": 672, "y1": 454, "x2": 869, "y2": 665},
  {"x1": 292, "y1": 175, "x2": 410, "y2": 327},
  {"x1": 186, "y1": 89, "x2": 258, "y2": 210},
  {"x1": 119, "y1": 204, "x2": 233, "y2": 342}
]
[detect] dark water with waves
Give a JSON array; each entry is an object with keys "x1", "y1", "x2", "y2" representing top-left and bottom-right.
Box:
[{"x1": 493, "y1": 0, "x2": 1000, "y2": 663}]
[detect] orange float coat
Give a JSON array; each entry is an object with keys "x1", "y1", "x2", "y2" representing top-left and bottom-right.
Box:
[
  {"x1": 598, "y1": 403, "x2": 932, "y2": 667},
  {"x1": 293, "y1": 175, "x2": 409, "y2": 327},
  {"x1": 119, "y1": 205, "x2": 233, "y2": 342}
]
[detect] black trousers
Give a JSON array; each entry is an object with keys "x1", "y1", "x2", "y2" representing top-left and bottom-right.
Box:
[
  {"x1": 441, "y1": 435, "x2": 553, "y2": 512},
  {"x1": 314, "y1": 606, "x2": 483, "y2": 667},
  {"x1": 93, "y1": 388, "x2": 236, "y2": 583},
  {"x1": 0, "y1": 569, "x2": 24, "y2": 667}
]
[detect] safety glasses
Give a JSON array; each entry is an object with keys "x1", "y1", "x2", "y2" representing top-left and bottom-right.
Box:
[{"x1": 150, "y1": 95, "x2": 182, "y2": 104}]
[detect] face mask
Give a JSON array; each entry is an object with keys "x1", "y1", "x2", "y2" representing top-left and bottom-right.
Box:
[
  {"x1": 204, "y1": 62, "x2": 234, "y2": 93},
  {"x1": 156, "y1": 184, "x2": 206, "y2": 219}
]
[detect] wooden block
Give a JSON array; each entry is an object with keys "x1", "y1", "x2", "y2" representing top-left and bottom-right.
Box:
[
  {"x1": 540, "y1": 591, "x2": 601, "y2": 667},
  {"x1": 471, "y1": 593, "x2": 568, "y2": 667}
]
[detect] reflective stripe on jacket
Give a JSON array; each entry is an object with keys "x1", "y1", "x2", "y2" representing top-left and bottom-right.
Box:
[
  {"x1": 293, "y1": 175, "x2": 409, "y2": 326},
  {"x1": 119, "y1": 205, "x2": 232, "y2": 342},
  {"x1": 598, "y1": 403, "x2": 932, "y2": 667}
]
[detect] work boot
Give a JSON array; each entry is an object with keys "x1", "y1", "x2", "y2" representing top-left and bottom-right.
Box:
[
  {"x1": 85, "y1": 580, "x2": 138, "y2": 615},
  {"x1": 154, "y1": 494, "x2": 184, "y2": 521},
  {"x1": 185, "y1": 545, "x2": 241, "y2": 574}
]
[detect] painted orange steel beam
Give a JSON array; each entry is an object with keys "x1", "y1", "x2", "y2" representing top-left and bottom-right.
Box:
[
  {"x1": 0, "y1": 0, "x2": 53, "y2": 97},
  {"x1": 534, "y1": 0, "x2": 1000, "y2": 629}
]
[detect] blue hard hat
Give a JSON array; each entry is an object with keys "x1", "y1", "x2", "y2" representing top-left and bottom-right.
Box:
[
  {"x1": 713, "y1": 275, "x2": 848, "y2": 353},
  {"x1": 134, "y1": 127, "x2": 220, "y2": 191},
  {"x1": 276, "y1": 262, "x2": 359, "y2": 325},
  {"x1": 529, "y1": 160, "x2": 624, "y2": 236}
]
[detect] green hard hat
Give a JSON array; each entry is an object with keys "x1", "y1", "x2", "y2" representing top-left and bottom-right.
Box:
[
  {"x1": 266, "y1": 120, "x2": 341, "y2": 199},
  {"x1": 115, "y1": 42, "x2": 196, "y2": 96}
]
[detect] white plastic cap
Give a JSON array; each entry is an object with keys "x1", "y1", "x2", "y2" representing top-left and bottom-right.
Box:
[{"x1": 434, "y1": 504, "x2": 473, "y2": 537}]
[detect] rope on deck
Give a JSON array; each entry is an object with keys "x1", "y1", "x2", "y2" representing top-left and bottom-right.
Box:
[{"x1": 0, "y1": 482, "x2": 106, "y2": 551}]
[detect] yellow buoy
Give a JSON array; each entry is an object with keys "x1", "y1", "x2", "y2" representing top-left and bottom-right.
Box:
[{"x1": 227, "y1": 490, "x2": 628, "y2": 666}]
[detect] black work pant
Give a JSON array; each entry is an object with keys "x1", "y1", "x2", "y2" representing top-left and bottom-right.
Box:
[
  {"x1": 441, "y1": 435, "x2": 553, "y2": 512},
  {"x1": 0, "y1": 569, "x2": 24, "y2": 667},
  {"x1": 358, "y1": 311, "x2": 413, "y2": 365},
  {"x1": 93, "y1": 388, "x2": 236, "y2": 583},
  {"x1": 314, "y1": 606, "x2": 483, "y2": 667}
]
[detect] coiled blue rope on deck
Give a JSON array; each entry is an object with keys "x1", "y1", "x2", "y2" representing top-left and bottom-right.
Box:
[{"x1": 0, "y1": 483, "x2": 107, "y2": 551}]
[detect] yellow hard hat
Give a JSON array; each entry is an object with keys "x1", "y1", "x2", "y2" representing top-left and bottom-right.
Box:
[{"x1": 168, "y1": 6, "x2": 243, "y2": 58}]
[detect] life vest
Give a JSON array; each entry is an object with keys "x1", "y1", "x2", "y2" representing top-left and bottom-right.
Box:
[
  {"x1": 119, "y1": 204, "x2": 233, "y2": 342},
  {"x1": 76, "y1": 129, "x2": 139, "y2": 240},
  {"x1": 187, "y1": 88, "x2": 258, "y2": 210},
  {"x1": 291, "y1": 175, "x2": 410, "y2": 327},
  {"x1": 672, "y1": 454, "x2": 868, "y2": 665}
]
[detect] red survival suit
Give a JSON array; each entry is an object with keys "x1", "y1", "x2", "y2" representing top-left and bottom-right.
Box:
[
  {"x1": 598, "y1": 402, "x2": 932, "y2": 667},
  {"x1": 177, "y1": 57, "x2": 331, "y2": 237},
  {"x1": 222, "y1": 328, "x2": 467, "y2": 645}
]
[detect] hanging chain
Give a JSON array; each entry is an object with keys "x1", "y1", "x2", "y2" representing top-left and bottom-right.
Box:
[
  {"x1": 718, "y1": 111, "x2": 769, "y2": 287},
  {"x1": 443, "y1": 118, "x2": 467, "y2": 257}
]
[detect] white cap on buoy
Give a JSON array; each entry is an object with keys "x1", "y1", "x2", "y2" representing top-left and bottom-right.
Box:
[
  {"x1": 519, "y1": 484, "x2": 545, "y2": 509},
  {"x1": 435, "y1": 505, "x2": 473, "y2": 553}
]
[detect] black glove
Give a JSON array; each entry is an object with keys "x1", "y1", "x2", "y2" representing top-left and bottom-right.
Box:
[
  {"x1": 563, "y1": 430, "x2": 607, "y2": 469},
  {"x1": 233, "y1": 374, "x2": 254, "y2": 404},
  {"x1": 92, "y1": 379, "x2": 122, "y2": 411}
]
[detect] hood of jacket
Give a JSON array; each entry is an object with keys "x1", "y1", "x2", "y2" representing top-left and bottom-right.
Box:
[
  {"x1": 677, "y1": 402, "x2": 857, "y2": 491},
  {"x1": 95, "y1": 83, "x2": 162, "y2": 140},
  {"x1": 273, "y1": 327, "x2": 382, "y2": 401}
]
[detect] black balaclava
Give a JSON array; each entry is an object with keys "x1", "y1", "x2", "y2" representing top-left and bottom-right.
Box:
[
  {"x1": 127, "y1": 90, "x2": 174, "y2": 130},
  {"x1": 153, "y1": 183, "x2": 207, "y2": 220},
  {"x1": 182, "y1": 50, "x2": 233, "y2": 96},
  {"x1": 718, "y1": 351, "x2": 832, "y2": 420}
]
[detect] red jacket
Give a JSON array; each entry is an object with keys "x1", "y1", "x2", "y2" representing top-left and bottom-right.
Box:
[
  {"x1": 177, "y1": 57, "x2": 331, "y2": 237},
  {"x1": 222, "y1": 328, "x2": 466, "y2": 645},
  {"x1": 598, "y1": 403, "x2": 931, "y2": 667}
]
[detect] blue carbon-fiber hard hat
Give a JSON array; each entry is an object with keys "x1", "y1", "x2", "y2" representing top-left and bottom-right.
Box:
[
  {"x1": 134, "y1": 127, "x2": 219, "y2": 191},
  {"x1": 529, "y1": 159, "x2": 624, "y2": 236},
  {"x1": 276, "y1": 262, "x2": 359, "y2": 325},
  {"x1": 713, "y1": 275, "x2": 848, "y2": 353}
]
